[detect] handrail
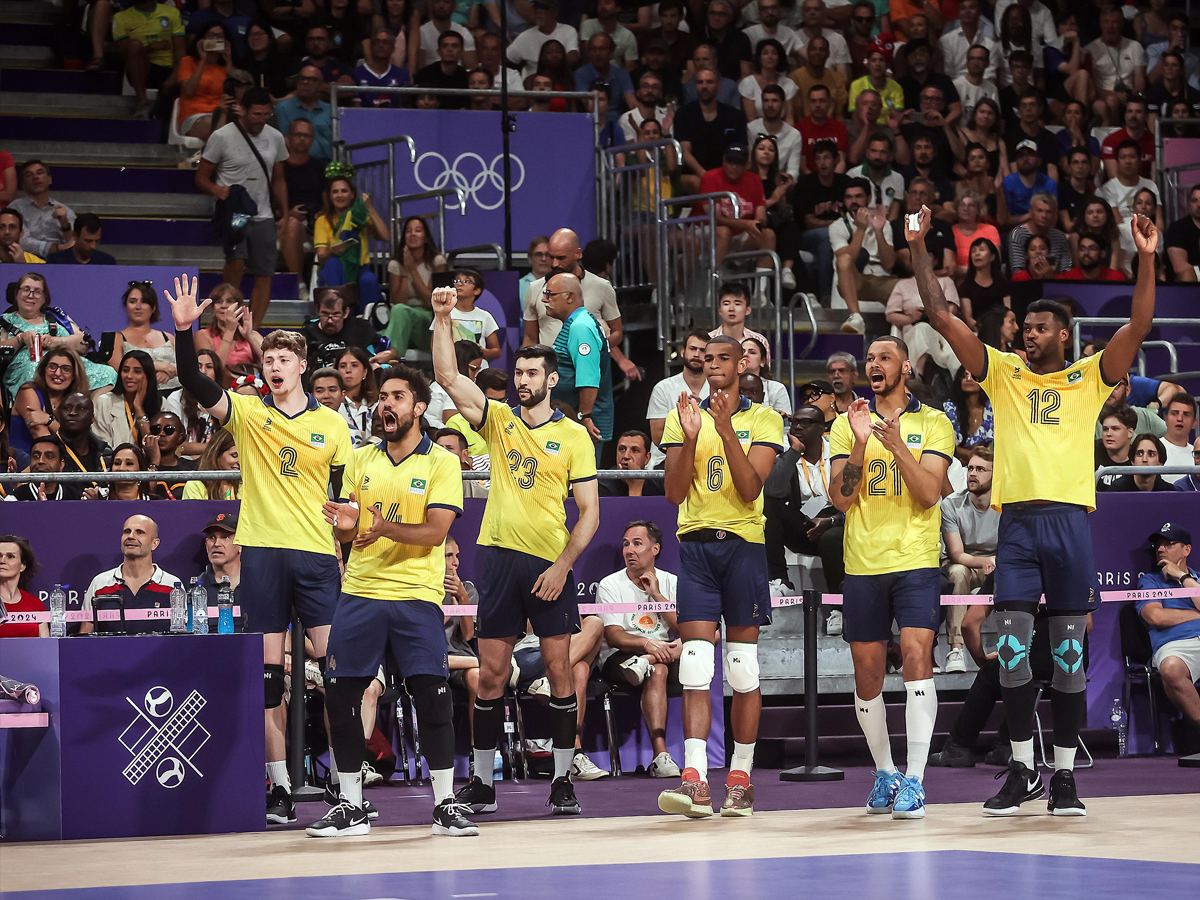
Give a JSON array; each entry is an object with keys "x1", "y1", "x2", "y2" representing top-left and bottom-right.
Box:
[
  {"x1": 341, "y1": 134, "x2": 417, "y2": 164},
  {"x1": 603, "y1": 137, "x2": 684, "y2": 161},
  {"x1": 393, "y1": 189, "x2": 467, "y2": 255},
  {"x1": 0, "y1": 469, "x2": 668, "y2": 485},
  {"x1": 793, "y1": 291, "x2": 819, "y2": 362},
  {"x1": 660, "y1": 192, "x2": 742, "y2": 219},
  {"x1": 1138, "y1": 341, "x2": 1179, "y2": 377},
  {"x1": 1072, "y1": 316, "x2": 1200, "y2": 360},
  {"x1": 1095, "y1": 465, "x2": 1199, "y2": 481},
  {"x1": 446, "y1": 243, "x2": 507, "y2": 269}
]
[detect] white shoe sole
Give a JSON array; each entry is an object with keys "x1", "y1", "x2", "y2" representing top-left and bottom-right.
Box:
[
  {"x1": 306, "y1": 822, "x2": 370, "y2": 837},
  {"x1": 649, "y1": 767, "x2": 681, "y2": 778},
  {"x1": 892, "y1": 807, "x2": 925, "y2": 819},
  {"x1": 866, "y1": 805, "x2": 893, "y2": 815},
  {"x1": 266, "y1": 812, "x2": 295, "y2": 824},
  {"x1": 658, "y1": 791, "x2": 712, "y2": 818},
  {"x1": 432, "y1": 822, "x2": 481, "y2": 836},
  {"x1": 1050, "y1": 807, "x2": 1086, "y2": 817},
  {"x1": 840, "y1": 323, "x2": 864, "y2": 334},
  {"x1": 982, "y1": 805, "x2": 1020, "y2": 817},
  {"x1": 572, "y1": 768, "x2": 608, "y2": 781},
  {"x1": 944, "y1": 663, "x2": 967, "y2": 673},
  {"x1": 720, "y1": 805, "x2": 753, "y2": 817}
]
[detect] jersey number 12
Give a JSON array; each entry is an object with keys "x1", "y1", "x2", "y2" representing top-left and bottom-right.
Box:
[{"x1": 1026, "y1": 388, "x2": 1061, "y2": 426}]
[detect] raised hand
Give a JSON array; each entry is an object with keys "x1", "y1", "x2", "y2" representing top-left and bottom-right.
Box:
[
  {"x1": 1132, "y1": 214, "x2": 1158, "y2": 256},
  {"x1": 847, "y1": 397, "x2": 873, "y2": 444},
  {"x1": 677, "y1": 390, "x2": 703, "y2": 440},
  {"x1": 431, "y1": 285, "x2": 456, "y2": 318},
  {"x1": 904, "y1": 205, "x2": 932, "y2": 246},
  {"x1": 871, "y1": 407, "x2": 907, "y2": 454},
  {"x1": 163, "y1": 274, "x2": 210, "y2": 331}
]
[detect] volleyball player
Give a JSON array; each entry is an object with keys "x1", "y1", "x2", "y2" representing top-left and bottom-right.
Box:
[
  {"x1": 429, "y1": 286, "x2": 600, "y2": 816},
  {"x1": 307, "y1": 364, "x2": 478, "y2": 838},
  {"x1": 657, "y1": 336, "x2": 783, "y2": 818},
  {"x1": 166, "y1": 274, "x2": 354, "y2": 825},
  {"x1": 829, "y1": 337, "x2": 954, "y2": 819},
  {"x1": 907, "y1": 208, "x2": 1160, "y2": 816}
]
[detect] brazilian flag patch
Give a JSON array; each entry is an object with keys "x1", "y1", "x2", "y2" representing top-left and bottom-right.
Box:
[
  {"x1": 545, "y1": 440, "x2": 561, "y2": 455},
  {"x1": 1067, "y1": 370, "x2": 1082, "y2": 384},
  {"x1": 736, "y1": 430, "x2": 750, "y2": 441},
  {"x1": 410, "y1": 478, "x2": 427, "y2": 495}
]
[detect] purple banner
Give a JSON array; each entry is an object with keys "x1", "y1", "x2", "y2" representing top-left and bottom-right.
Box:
[
  {"x1": 0, "y1": 635, "x2": 264, "y2": 841},
  {"x1": 338, "y1": 109, "x2": 597, "y2": 253},
  {"x1": 1, "y1": 264, "x2": 200, "y2": 336}
]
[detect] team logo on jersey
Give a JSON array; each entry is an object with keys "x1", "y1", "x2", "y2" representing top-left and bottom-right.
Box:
[
  {"x1": 159, "y1": 17, "x2": 169, "y2": 27},
  {"x1": 410, "y1": 478, "x2": 427, "y2": 495},
  {"x1": 361, "y1": 475, "x2": 370, "y2": 489},
  {"x1": 736, "y1": 430, "x2": 750, "y2": 441},
  {"x1": 310, "y1": 432, "x2": 325, "y2": 447},
  {"x1": 906, "y1": 433, "x2": 922, "y2": 445},
  {"x1": 545, "y1": 440, "x2": 561, "y2": 455},
  {"x1": 1011, "y1": 369, "x2": 1022, "y2": 380},
  {"x1": 263, "y1": 417, "x2": 273, "y2": 432},
  {"x1": 505, "y1": 422, "x2": 515, "y2": 434},
  {"x1": 578, "y1": 342, "x2": 592, "y2": 356},
  {"x1": 1067, "y1": 370, "x2": 1082, "y2": 384}
]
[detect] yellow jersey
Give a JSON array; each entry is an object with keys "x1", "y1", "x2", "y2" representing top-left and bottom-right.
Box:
[
  {"x1": 220, "y1": 391, "x2": 354, "y2": 555},
  {"x1": 661, "y1": 396, "x2": 784, "y2": 543},
  {"x1": 474, "y1": 401, "x2": 597, "y2": 562},
  {"x1": 340, "y1": 435, "x2": 465, "y2": 603},
  {"x1": 445, "y1": 412, "x2": 488, "y2": 457},
  {"x1": 830, "y1": 395, "x2": 955, "y2": 575},
  {"x1": 978, "y1": 345, "x2": 1114, "y2": 511}
]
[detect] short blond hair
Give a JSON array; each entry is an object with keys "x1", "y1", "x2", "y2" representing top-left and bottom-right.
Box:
[{"x1": 261, "y1": 330, "x2": 307, "y2": 357}]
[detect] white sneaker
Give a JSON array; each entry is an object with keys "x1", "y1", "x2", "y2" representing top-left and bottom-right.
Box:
[
  {"x1": 781, "y1": 267, "x2": 797, "y2": 290},
  {"x1": 944, "y1": 647, "x2": 967, "y2": 673},
  {"x1": 769, "y1": 578, "x2": 792, "y2": 598},
  {"x1": 826, "y1": 609, "x2": 843, "y2": 636},
  {"x1": 508, "y1": 656, "x2": 521, "y2": 690},
  {"x1": 618, "y1": 654, "x2": 651, "y2": 686},
  {"x1": 648, "y1": 751, "x2": 682, "y2": 778},
  {"x1": 840, "y1": 312, "x2": 865, "y2": 334},
  {"x1": 361, "y1": 761, "x2": 383, "y2": 786},
  {"x1": 571, "y1": 751, "x2": 608, "y2": 780},
  {"x1": 526, "y1": 676, "x2": 550, "y2": 699}
]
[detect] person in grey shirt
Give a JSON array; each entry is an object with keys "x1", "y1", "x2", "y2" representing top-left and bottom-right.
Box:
[
  {"x1": 196, "y1": 86, "x2": 288, "y2": 328},
  {"x1": 940, "y1": 444, "x2": 999, "y2": 672}
]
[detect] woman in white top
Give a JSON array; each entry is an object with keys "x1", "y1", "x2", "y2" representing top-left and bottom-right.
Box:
[
  {"x1": 740, "y1": 38, "x2": 797, "y2": 123},
  {"x1": 741, "y1": 336, "x2": 793, "y2": 416},
  {"x1": 384, "y1": 215, "x2": 447, "y2": 356},
  {"x1": 108, "y1": 281, "x2": 178, "y2": 393}
]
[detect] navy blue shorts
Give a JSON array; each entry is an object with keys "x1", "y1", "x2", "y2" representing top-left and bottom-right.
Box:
[
  {"x1": 995, "y1": 503, "x2": 1099, "y2": 612},
  {"x1": 326, "y1": 594, "x2": 449, "y2": 679},
  {"x1": 842, "y1": 568, "x2": 941, "y2": 643},
  {"x1": 240, "y1": 546, "x2": 341, "y2": 634},
  {"x1": 677, "y1": 536, "x2": 771, "y2": 627},
  {"x1": 476, "y1": 546, "x2": 579, "y2": 640}
]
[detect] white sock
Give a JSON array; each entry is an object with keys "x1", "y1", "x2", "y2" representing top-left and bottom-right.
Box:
[
  {"x1": 731, "y1": 741, "x2": 755, "y2": 778},
  {"x1": 474, "y1": 748, "x2": 495, "y2": 787},
  {"x1": 552, "y1": 747, "x2": 574, "y2": 780},
  {"x1": 1011, "y1": 738, "x2": 1035, "y2": 771},
  {"x1": 338, "y1": 769, "x2": 363, "y2": 808},
  {"x1": 328, "y1": 746, "x2": 340, "y2": 785},
  {"x1": 904, "y1": 678, "x2": 937, "y2": 783},
  {"x1": 267, "y1": 760, "x2": 290, "y2": 790},
  {"x1": 854, "y1": 693, "x2": 896, "y2": 773},
  {"x1": 430, "y1": 768, "x2": 455, "y2": 803},
  {"x1": 1053, "y1": 745, "x2": 1077, "y2": 772},
  {"x1": 684, "y1": 737, "x2": 708, "y2": 781}
]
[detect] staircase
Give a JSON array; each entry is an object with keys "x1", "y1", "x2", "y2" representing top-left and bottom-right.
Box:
[{"x1": 0, "y1": 0, "x2": 303, "y2": 326}]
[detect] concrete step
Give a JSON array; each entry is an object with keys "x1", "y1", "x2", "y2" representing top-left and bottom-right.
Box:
[
  {"x1": 40, "y1": 165, "x2": 200, "y2": 194},
  {"x1": 6, "y1": 138, "x2": 182, "y2": 166},
  {"x1": 0, "y1": 90, "x2": 136, "y2": 117},
  {"x1": 0, "y1": 44, "x2": 55, "y2": 68},
  {"x1": 198, "y1": 273, "x2": 301, "y2": 302},
  {"x1": 1, "y1": 22, "x2": 54, "y2": 46},
  {"x1": 95, "y1": 217, "x2": 215, "y2": 245},
  {"x1": 0, "y1": 66, "x2": 123, "y2": 95},
  {"x1": 103, "y1": 244, "x2": 227, "y2": 268},
  {"x1": 54, "y1": 190, "x2": 213, "y2": 218},
  {"x1": 0, "y1": 113, "x2": 160, "y2": 142},
  {"x1": 0, "y1": 1, "x2": 60, "y2": 25}
]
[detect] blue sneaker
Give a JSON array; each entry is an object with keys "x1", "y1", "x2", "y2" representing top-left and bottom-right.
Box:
[
  {"x1": 892, "y1": 775, "x2": 926, "y2": 819},
  {"x1": 866, "y1": 769, "x2": 902, "y2": 814}
]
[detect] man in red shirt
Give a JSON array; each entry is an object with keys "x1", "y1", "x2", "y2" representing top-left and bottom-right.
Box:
[
  {"x1": 695, "y1": 143, "x2": 775, "y2": 267},
  {"x1": 1057, "y1": 234, "x2": 1127, "y2": 282},
  {"x1": 1101, "y1": 97, "x2": 1154, "y2": 180},
  {"x1": 797, "y1": 84, "x2": 849, "y2": 173}
]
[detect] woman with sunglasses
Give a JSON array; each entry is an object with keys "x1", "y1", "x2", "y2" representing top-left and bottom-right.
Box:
[
  {"x1": 108, "y1": 281, "x2": 179, "y2": 394},
  {"x1": 93, "y1": 349, "x2": 161, "y2": 449},
  {"x1": 143, "y1": 410, "x2": 196, "y2": 499},
  {"x1": 182, "y1": 427, "x2": 241, "y2": 500}
]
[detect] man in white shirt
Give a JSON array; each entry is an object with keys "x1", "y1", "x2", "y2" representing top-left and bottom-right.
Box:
[
  {"x1": 581, "y1": 0, "x2": 638, "y2": 69},
  {"x1": 830, "y1": 177, "x2": 896, "y2": 333},
  {"x1": 417, "y1": 0, "x2": 477, "y2": 69},
  {"x1": 1162, "y1": 394, "x2": 1197, "y2": 484},
  {"x1": 845, "y1": 133, "x2": 904, "y2": 218},
  {"x1": 748, "y1": 85, "x2": 802, "y2": 178},
  {"x1": 507, "y1": 0, "x2": 580, "y2": 79},
  {"x1": 796, "y1": 0, "x2": 851, "y2": 82},
  {"x1": 646, "y1": 330, "x2": 711, "y2": 468},
  {"x1": 992, "y1": 0, "x2": 1055, "y2": 46},
  {"x1": 618, "y1": 71, "x2": 672, "y2": 141},
  {"x1": 1097, "y1": 141, "x2": 1160, "y2": 223},
  {"x1": 952, "y1": 44, "x2": 999, "y2": 122},
  {"x1": 1084, "y1": 6, "x2": 1146, "y2": 125},
  {"x1": 80, "y1": 515, "x2": 181, "y2": 635},
  {"x1": 941, "y1": 0, "x2": 1000, "y2": 80},
  {"x1": 744, "y1": 0, "x2": 801, "y2": 66},
  {"x1": 597, "y1": 520, "x2": 682, "y2": 779}
]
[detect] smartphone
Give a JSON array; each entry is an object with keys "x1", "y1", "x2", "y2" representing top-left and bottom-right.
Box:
[
  {"x1": 431, "y1": 272, "x2": 456, "y2": 289},
  {"x1": 203, "y1": 39, "x2": 226, "y2": 53}
]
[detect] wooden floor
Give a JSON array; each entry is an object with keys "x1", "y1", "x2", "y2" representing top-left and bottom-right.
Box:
[{"x1": 4, "y1": 794, "x2": 1198, "y2": 897}]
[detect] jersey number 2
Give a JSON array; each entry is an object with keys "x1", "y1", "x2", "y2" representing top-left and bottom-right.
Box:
[
  {"x1": 278, "y1": 446, "x2": 298, "y2": 478},
  {"x1": 1026, "y1": 389, "x2": 1062, "y2": 425}
]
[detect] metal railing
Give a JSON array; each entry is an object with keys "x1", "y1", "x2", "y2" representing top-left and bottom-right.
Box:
[
  {"x1": 338, "y1": 135, "x2": 417, "y2": 274},
  {"x1": 446, "y1": 243, "x2": 507, "y2": 270},
  {"x1": 1138, "y1": 341, "x2": 1179, "y2": 378},
  {"x1": 393, "y1": 188, "x2": 467, "y2": 258},
  {"x1": 1072, "y1": 317, "x2": 1200, "y2": 367},
  {"x1": 600, "y1": 138, "x2": 682, "y2": 296},
  {"x1": 0, "y1": 469, "x2": 667, "y2": 485},
  {"x1": 1095, "y1": 465, "x2": 1199, "y2": 482}
]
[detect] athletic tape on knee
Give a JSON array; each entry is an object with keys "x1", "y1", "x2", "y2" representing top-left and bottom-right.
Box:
[
  {"x1": 264, "y1": 664, "x2": 285, "y2": 708},
  {"x1": 994, "y1": 610, "x2": 1035, "y2": 688},
  {"x1": 678, "y1": 639, "x2": 716, "y2": 691},
  {"x1": 548, "y1": 695, "x2": 578, "y2": 749},
  {"x1": 1048, "y1": 615, "x2": 1088, "y2": 693},
  {"x1": 723, "y1": 641, "x2": 760, "y2": 693},
  {"x1": 409, "y1": 675, "x2": 454, "y2": 726}
]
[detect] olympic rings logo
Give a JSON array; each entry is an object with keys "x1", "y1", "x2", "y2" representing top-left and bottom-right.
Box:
[{"x1": 413, "y1": 152, "x2": 526, "y2": 212}]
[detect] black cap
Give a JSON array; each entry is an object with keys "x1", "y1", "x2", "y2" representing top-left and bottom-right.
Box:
[
  {"x1": 1150, "y1": 522, "x2": 1192, "y2": 546},
  {"x1": 723, "y1": 143, "x2": 749, "y2": 162},
  {"x1": 203, "y1": 513, "x2": 239, "y2": 535}
]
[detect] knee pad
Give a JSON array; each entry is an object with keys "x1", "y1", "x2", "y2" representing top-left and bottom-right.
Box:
[
  {"x1": 678, "y1": 639, "x2": 716, "y2": 691},
  {"x1": 723, "y1": 641, "x2": 760, "y2": 694},
  {"x1": 264, "y1": 664, "x2": 285, "y2": 708},
  {"x1": 994, "y1": 610, "x2": 1035, "y2": 689},
  {"x1": 408, "y1": 675, "x2": 453, "y2": 726},
  {"x1": 1048, "y1": 615, "x2": 1088, "y2": 694}
]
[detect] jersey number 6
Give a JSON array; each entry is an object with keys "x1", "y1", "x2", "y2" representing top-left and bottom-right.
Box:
[{"x1": 707, "y1": 456, "x2": 723, "y2": 491}]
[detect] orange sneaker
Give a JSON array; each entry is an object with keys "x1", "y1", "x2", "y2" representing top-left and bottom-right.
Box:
[
  {"x1": 657, "y1": 768, "x2": 714, "y2": 818},
  {"x1": 721, "y1": 771, "x2": 755, "y2": 817}
]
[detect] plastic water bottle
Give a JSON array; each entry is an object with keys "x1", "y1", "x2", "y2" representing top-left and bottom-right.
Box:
[
  {"x1": 169, "y1": 582, "x2": 188, "y2": 633},
  {"x1": 48, "y1": 584, "x2": 67, "y2": 638},
  {"x1": 190, "y1": 577, "x2": 209, "y2": 635},
  {"x1": 1110, "y1": 698, "x2": 1128, "y2": 757},
  {"x1": 217, "y1": 576, "x2": 234, "y2": 634},
  {"x1": 493, "y1": 750, "x2": 504, "y2": 783}
]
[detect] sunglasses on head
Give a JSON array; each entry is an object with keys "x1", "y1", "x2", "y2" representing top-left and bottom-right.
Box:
[
  {"x1": 127, "y1": 280, "x2": 153, "y2": 289},
  {"x1": 150, "y1": 424, "x2": 179, "y2": 436}
]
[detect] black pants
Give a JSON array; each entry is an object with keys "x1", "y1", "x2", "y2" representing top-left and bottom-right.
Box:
[
  {"x1": 763, "y1": 495, "x2": 845, "y2": 591},
  {"x1": 949, "y1": 657, "x2": 1009, "y2": 747}
]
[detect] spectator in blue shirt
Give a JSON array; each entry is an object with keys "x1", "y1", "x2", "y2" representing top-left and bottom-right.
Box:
[
  {"x1": 44, "y1": 213, "x2": 116, "y2": 265},
  {"x1": 1002, "y1": 141, "x2": 1056, "y2": 222},
  {"x1": 575, "y1": 32, "x2": 635, "y2": 125},
  {"x1": 1135, "y1": 522, "x2": 1200, "y2": 749},
  {"x1": 543, "y1": 271, "x2": 613, "y2": 458},
  {"x1": 354, "y1": 29, "x2": 411, "y2": 108},
  {"x1": 1177, "y1": 436, "x2": 1200, "y2": 492},
  {"x1": 274, "y1": 66, "x2": 333, "y2": 162}
]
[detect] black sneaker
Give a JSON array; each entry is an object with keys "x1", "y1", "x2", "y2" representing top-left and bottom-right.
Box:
[
  {"x1": 547, "y1": 775, "x2": 581, "y2": 815},
  {"x1": 983, "y1": 743, "x2": 1013, "y2": 767},
  {"x1": 1047, "y1": 769, "x2": 1086, "y2": 817},
  {"x1": 266, "y1": 784, "x2": 296, "y2": 824},
  {"x1": 927, "y1": 738, "x2": 975, "y2": 768},
  {"x1": 455, "y1": 775, "x2": 498, "y2": 813},
  {"x1": 432, "y1": 798, "x2": 481, "y2": 836},
  {"x1": 323, "y1": 780, "x2": 379, "y2": 819},
  {"x1": 982, "y1": 760, "x2": 1045, "y2": 817},
  {"x1": 305, "y1": 798, "x2": 370, "y2": 837}
]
